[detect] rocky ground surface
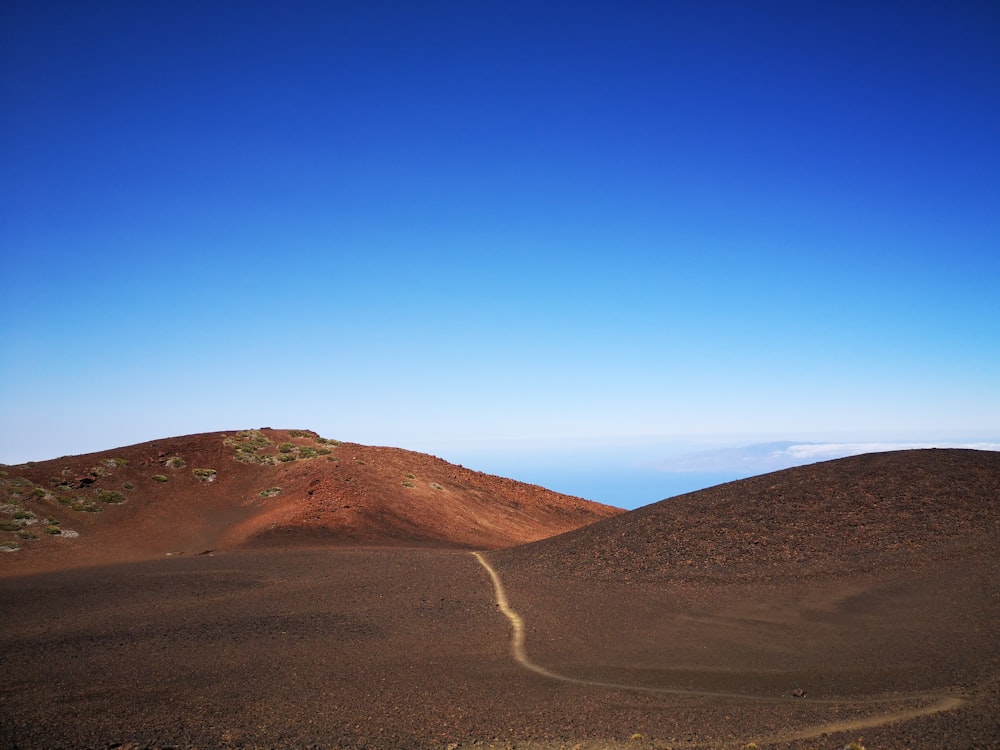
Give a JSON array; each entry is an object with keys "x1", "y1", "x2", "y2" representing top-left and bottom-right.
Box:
[{"x1": 1, "y1": 449, "x2": 998, "y2": 749}]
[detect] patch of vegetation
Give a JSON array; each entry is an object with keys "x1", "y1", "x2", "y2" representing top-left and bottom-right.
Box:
[
  {"x1": 123, "y1": 482, "x2": 135, "y2": 490},
  {"x1": 13, "y1": 511, "x2": 34, "y2": 520},
  {"x1": 277, "y1": 442, "x2": 296, "y2": 453},
  {"x1": 46, "y1": 517, "x2": 59, "y2": 525},
  {"x1": 226, "y1": 430, "x2": 276, "y2": 464},
  {"x1": 0, "y1": 521, "x2": 22, "y2": 532},
  {"x1": 152, "y1": 474, "x2": 168, "y2": 483},
  {"x1": 30, "y1": 487, "x2": 47, "y2": 498},
  {"x1": 288, "y1": 429, "x2": 315, "y2": 438},
  {"x1": 104, "y1": 457, "x2": 128, "y2": 469},
  {"x1": 316, "y1": 447, "x2": 332, "y2": 455},
  {"x1": 316, "y1": 437, "x2": 341, "y2": 446},
  {"x1": 406, "y1": 473, "x2": 415, "y2": 479},
  {"x1": 58, "y1": 496, "x2": 103, "y2": 512},
  {"x1": 165, "y1": 455, "x2": 186, "y2": 469},
  {"x1": 97, "y1": 490, "x2": 125, "y2": 504},
  {"x1": 276, "y1": 453, "x2": 297, "y2": 463},
  {"x1": 402, "y1": 481, "x2": 415, "y2": 488},
  {"x1": 430, "y1": 483, "x2": 444, "y2": 491},
  {"x1": 1, "y1": 541, "x2": 20, "y2": 552},
  {"x1": 44, "y1": 526, "x2": 62, "y2": 535},
  {"x1": 297, "y1": 446, "x2": 318, "y2": 459},
  {"x1": 192, "y1": 468, "x2": 217, "y2": 482},
  {"x1": 15, "y1": 530, "x2": 37, "y2": 540},
  {"x1": 259, "y1": 487, "x2": 282, "y2": 498}
]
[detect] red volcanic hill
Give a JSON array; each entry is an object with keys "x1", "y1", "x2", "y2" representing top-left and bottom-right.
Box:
[
  {"x1": 0, "y1": 428, "x2": 622, "y2": 574},
  {"x1": 496, "y1": 448, "x2": 1000, "y2": 582}
]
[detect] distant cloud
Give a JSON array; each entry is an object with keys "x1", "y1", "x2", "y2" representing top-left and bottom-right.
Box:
[{"x1": 651, "y1": 441, "x2": 1000, "y2": 476}]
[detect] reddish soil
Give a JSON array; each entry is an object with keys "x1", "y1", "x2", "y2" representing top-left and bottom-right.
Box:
[
  {"x1": 0, "y1": 428, "x2": 622, "y2": 575},
  {"x1": 1, "y1": 446, "x2": 998, "y2": 749}
]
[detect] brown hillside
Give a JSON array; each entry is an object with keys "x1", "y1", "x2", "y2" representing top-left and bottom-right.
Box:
[
  {"x1": 497, "y1": 448, "x2": 1000, "y2": 582},
  {"x1": 0, "y1": 428, "x2": 621, "y2": 575}
]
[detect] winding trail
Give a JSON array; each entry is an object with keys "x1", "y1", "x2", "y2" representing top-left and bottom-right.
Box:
[{"x1": 471, "y1": 551, "x2": 966, "y2": 744}]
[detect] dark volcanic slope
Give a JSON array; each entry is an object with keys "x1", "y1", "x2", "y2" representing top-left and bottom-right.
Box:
[
  {"x1": 497, "y1": 448, "x2": 1000, "y2": 582},
  {"x1": 0, "y1": 428, "x2": 621, "y2": 575}
]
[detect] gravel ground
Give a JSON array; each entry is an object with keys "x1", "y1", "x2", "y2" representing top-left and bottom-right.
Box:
[{"x1": 2, "y1": 546, "x2": 997, "y2": 749}]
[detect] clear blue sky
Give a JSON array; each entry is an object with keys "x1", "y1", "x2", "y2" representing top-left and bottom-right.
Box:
[{"x1": 2, "y1": 1, "x2": 998, "y2": 503}]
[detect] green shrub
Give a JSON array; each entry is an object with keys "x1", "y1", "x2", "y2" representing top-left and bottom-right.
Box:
[
  {"x1": 97, "y1": 490, "x2": 125, "y2": 504},
  {"x1": 123, "y1": 482, "x2": 135, "y2": 490},
  {"x1": 59, "y1": 496, "x2": 102, "y2": 512},
  {"x1": 105, "y1": 457, "x2": 128, "y2": 468},
  {"x1": 13, "y1": 511, "x2": 33, "y2": 520},
  {"x1": 1, "y1": 541, "x2": 19, "y2": 551},
  {"x1": 259, "y1": 487, "x2": 282, "y2": 498},
  {"x1": 316, "y1": 447, "x2": 332, "y2": 455},
  {"x1": 277, "y1": 442, "x2": 295, "y2": 453},
  {"x1": 152, "y1": 474, "x2": 168, "y2": 483},
  {"x1": 276, "y1": 453, "x2": 296, "y2": 463},
  {"x1": 165, "y1": 456, "x2": 186, "y2": 469},
  {"x1": 192, "y1": 468, "x2": 217, "y2": 482},
  {"x1": 297, "y1": 446, "x2": 318, "y2": 459},
  {"x1": 0, "y1": 521, "x2": 22, "y2": 532},
  {"x1": 288, "y1": 429, "x2": 314, "y2": 438},
  {"x1": 44, "y1": 526, "x2": 62, "y2": 535},
  {"x1": 30, "y1": 487, "x2": 47, "y2": 498},
  {"x1": 405, "y1": 473, "x2": 415, "y2": 479},
  {"x1": 15, "y1": 531, "x2": 37, "y2": 540},
  {"x1": 402, "y1": 481, "x2": 415, "y2": 488},
  {"x1": 430, "y1": 483, "x2": 444, "y2": 491}
]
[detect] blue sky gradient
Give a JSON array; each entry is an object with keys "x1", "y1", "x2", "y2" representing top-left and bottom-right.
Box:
[{"x1": 2, "y1": 1, "x2": 998, "y2": 506}]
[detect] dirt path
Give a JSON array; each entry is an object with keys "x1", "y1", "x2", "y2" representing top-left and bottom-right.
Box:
[{"x1": 471, "y1": 551, "x2": 967, "y2": 745}]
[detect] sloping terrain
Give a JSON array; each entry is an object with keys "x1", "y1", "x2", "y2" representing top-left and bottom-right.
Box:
[
  {"x1": 2, "y1": 448, "x2": 997, "y2": 748},
  {"x1": 496, "y1": 448, "x2": 1000, "y2": 582},
  {"x1": 488, "y1": 449, "x2": 1000, "y2": 747},
  {"x1": 0, "y1": 428, "x2": 622, "y2": 575}
]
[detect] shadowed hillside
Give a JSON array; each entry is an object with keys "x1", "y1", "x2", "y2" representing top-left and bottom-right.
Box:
[
  {"x1": 497, "y1": 448, "x2": 1000, "y2": 582},
  {"x1": 0, "y1": 428, "x2": 622, "y2": 575}
]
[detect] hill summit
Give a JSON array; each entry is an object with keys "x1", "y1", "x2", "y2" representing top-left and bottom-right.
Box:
[{"x1": 0, "y1": 428, "x2": 622, "y2": 574}]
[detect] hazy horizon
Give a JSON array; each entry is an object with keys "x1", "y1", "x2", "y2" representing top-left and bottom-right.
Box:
[{"x1": 3, "y1": 2, "x2": 997, "y2": 484}]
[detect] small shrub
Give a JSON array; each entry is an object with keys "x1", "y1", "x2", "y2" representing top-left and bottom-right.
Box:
[
  {"x1": 44, "y1": 526, "x2": 62, "y2": 535},
  {"x1": 123, "y1": 482, "x2": 135, "y2": 490},
  {"x1": 288, "y1": 429, "x2": 314, "y2": 438},
  {"x1": 277, "y1": 442, "x2": 296, "y2": 453},
  {"x1": 316, "y1": 437, "x2": 341, "y2": 446},
  {"x1": 259, "y1": 487, "x2": 282, "y2": 498},
  {"x1": 165, "y1": 456, "x2": 186, "y2": 469},
  {"x1": 13, "y1": 511, "x2": 33, "y2": 520},
  {"x1": 0, "y1": 521, "x2": 22, "y2": 532},
  {"x1": 276, "y1": 453, "x2": 296, "y2": 463},
  {"x1": 297, "y1": 446, "x2": 318, "y2": 459},
  {"x1": 430, "y1": 482, "x2": 444, "y2": 491},
  {"x1": 152, "y1": 474, "x2": 168, "y2": 483},
  {"x1": 15, "y1": 530, "x2": 37, "y2": 540},
  {"x1": 316, "y1": 447, "x2": 332, "y2": 455},
  {"x1": 192, "y1": 468, "x2": 217, "y2": 482},
  {"x1": 405, "y1": 473, "x2": 415, "y2": 479},
  {"x1": 46, "y1": 517, "x2": 59, "y2": 525},
  {"x1": 97, "y1": 490, "x2": 125, "y2": 504},
  {"x1": 402, "y1": 481, "x2": 415, "y2": 488},
  {"x1": 105, "y1": 457, "x2": 128, "y2": 468},
  {"x1": 30, "y1": 487, "x2": 47, "y2": 498},
  {"x1": 1, "y1": 541, "x2": 19, "y2": 552}
]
